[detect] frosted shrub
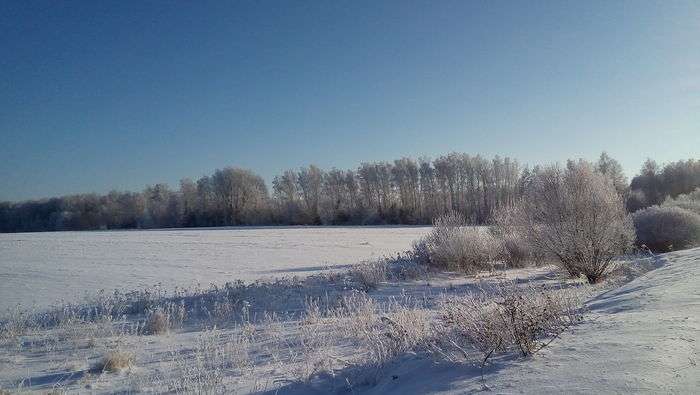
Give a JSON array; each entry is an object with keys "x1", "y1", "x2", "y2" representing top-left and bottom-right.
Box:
[
  {"x1": 328, "y1": 291, "x2": 378, "y2": 339},
  {"x1": 439, "y1": 293, "x2": 505, "y2": 361},
  {"x1": 440, "y1": 281, "x2": 582, "y2": 364},
  {"x1": 632, "y1": 205, "x2": 700, "y2": 252},
  {"x1": 353, "y1": 311, "x2": 430, "y2": 369},
  {"x1": 497, "y1": 234, "x2": 529, "y2": 267},
  {"x1": 342, "y1": 299, "x2": 435, "y2": 369},
  {"x1": 379, "y1": 308, "x2": 434, "y2": 357},
  {"x1": 384, "y1": 256, "x2": 429, "y2": 281},
  {"x1": 491, "y1": 206, "x2": 543, "y2": 267},
  {"x1": 412, "y1": 211, "x2": 464, "y2": 266},
  {"x1": 662, "y1": 188, "x2": 700, "y2": 215},
  {"x1": 414, "y1": 212, "x2": 498, "y2": 273},
  {"x1": 511, "y1": 162, "x2": 635, "y2": 283},
  {"x1": 294, "y1": 291, "x2": 436, "y2": 383},
  {"x1": 667, "y1": 199, "x2": 700, "y2": 216}
]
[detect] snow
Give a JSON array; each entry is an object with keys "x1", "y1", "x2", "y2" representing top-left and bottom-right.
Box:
[
  {"x1": 350, "y1": 248, "x2": 700, "y2": 394},
  {"x1": 1, "y1": 231, "x2": 698, "y2": 394},
  {"x1": 0, "y1": 226, "x2": 430, "y2": 311}
]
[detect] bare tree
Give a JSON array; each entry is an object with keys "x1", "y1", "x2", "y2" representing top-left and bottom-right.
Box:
[
  {"x1": 212, "y1": 167, "x2": 269, "y2": 225},
  {"x1": 321, "y1": 168, "x2": 351, "y2": 223},
  {"x1": 144, "y1": 184, "x2": 178, "y2": 228},
  {"x1": 272, "y1": 169, "x2": 301, "y2": 223},
  {"x1": 297, "y1": 165, "x2": 324, "y2": 224},
  {"x1": 392, "y1": 157, "x2": 420, "y2": 221},
  {"x1": 180, "y1": 178, "x2": 198, "y2": 226},
  {"x1": 418, "y1": 158, "x2": 438, "y2": 222},
  {"x1": 196, "y1": 176, "x2": 216, "y2": 225}
]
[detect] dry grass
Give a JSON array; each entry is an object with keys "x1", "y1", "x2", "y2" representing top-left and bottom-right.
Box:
[
  {"x1": 95, "y1": 349, "x2": 134, "y2": 373},
  {"x1": 144, "y1": 309, "x2": 170, "y2": 335},
  {"x1": 1, "y1": 244, "x2": 598, "y2": 393},
  {"x1": 438, "y1": 280, "x2": 583, "y2": 367},
  {"x1": 0, "y1": 253, "x2": 424, "y2": 343},
  {"x1": 1, "y1": 273, "x2": 589, "y2": 393},
  {"x1": 347, "y1": 256, "x2": 428, "y2": 290}
]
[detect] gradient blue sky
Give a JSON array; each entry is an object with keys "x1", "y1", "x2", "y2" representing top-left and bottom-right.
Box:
[{"x1": 1, "y1": 1, "x2": 698, "y2": 201}]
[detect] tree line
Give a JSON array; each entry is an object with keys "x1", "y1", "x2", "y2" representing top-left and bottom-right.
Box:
[
  {"x1": 1, "y1": 153, "x2": 698, "y2": 233},
  {"x1": 627, "y1": 158, "x2": 700, "y2": 212}
]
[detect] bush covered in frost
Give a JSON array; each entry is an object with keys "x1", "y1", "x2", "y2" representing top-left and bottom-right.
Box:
[
  {"x1": 504, "y1": 161, "x2": 635, "y2": 283},
  {"x1": 413, "y1": 212, "x2": 499, "y2": 273},
  {"x1": 632, "y1": 205, "x2": 700, "y2": 252}
]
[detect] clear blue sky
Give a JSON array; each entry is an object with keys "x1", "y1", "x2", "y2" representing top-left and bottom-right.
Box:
[{"x1": 1, "y1": 1, "x2": 698, "y2": 201}]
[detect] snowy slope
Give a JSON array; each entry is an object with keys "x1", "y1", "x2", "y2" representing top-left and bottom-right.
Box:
[{"x1": 361, "y1": 248, "x2": 699, "y2": 394}]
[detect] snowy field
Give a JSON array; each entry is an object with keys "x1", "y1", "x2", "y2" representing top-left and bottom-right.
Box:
[
  {"x1": 0, "y1": 226, "x2": 430, "y2": 311},
  {"x1": 1, "y1": 247, "x2": 697, "y2": 393}
]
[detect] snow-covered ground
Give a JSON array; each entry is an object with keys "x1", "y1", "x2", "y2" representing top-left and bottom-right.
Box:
[
  {"x1": 1, "y1": 241, "x2": 697, "y2": 393},
  {"x1": 338, "y1": 248, "x2": 700, "y2": 394},
  {"x1": 0, "y1": 226, "x2": 430, "y2": 310}
]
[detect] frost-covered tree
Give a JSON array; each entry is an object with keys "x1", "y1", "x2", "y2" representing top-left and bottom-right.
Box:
[
  {"x1": 179, "y1": 178, "x2": 198, "y2": 227},
  {"x1": 628, "y1": 158, "x2": 700, "y2": 211},
  {"x1": 16, "y1": 152, "x2": 697, "y2": 233},
  {"x1": 418, "y1": 158, "x2": 438, "y2": 222},
  {"x1": 512, "y1": 160, "x2": 635, "y2": 283},
  {"x1": 272, "y1": 169, "x2": 301, "y2": 224},
  {"x1": 212, "y1": 167, "x2": 269, "y2": 225},
  {"x1": 195, "y1": 175, "x2": 216, "y2": 225},
  {"x1": 632, "y1": 205, "x2": 700, "y2": 252},
  {"x1": 392, "y1": 157, "x2": 420, "y2": 222},
  {"x1": 662, "y1": 187, "x2": 700, "y2": 215},
  {"x1": 297, "y1": 165, "x2": 324, "y2": 224},
  {"x1": 144, "y1": 183, "x2": 178, "y2": 228},
  {"x1": 595, "y1": 151, "x2": 628, "y2": 197}
]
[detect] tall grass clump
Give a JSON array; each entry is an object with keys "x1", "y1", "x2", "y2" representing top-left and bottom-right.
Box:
[
  {"x1": 286, "y1": 291, "x2": 438, "y2": 386},
  {"x1": 632, "y1": 205, "x2": 700, "y2": 252},
  {"x1": 144, "y1": 309, "x2": 170, "y2": 335},
  {"x1": 413, "y1": 212, "x2": 499, "y2": 273},
  {"x1": 347, "y1": 255, "x2": 428, "y2": 291},
  {"x1": 95, "y1": 349, "x2": 135, "y2": 373}
]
